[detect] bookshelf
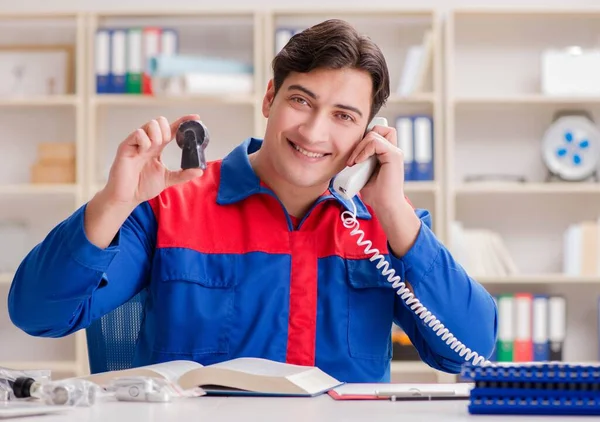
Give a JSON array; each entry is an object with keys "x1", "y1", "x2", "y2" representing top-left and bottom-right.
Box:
[
  {"x1": 0, "y1": 11, "x2": 87, "y2": 380},
  {"x1": 5, "y1": 6, "x2": 599, "y2": 385},
  {"x1": 445, "y1": 8, "x2": 600, "y2": 365}
]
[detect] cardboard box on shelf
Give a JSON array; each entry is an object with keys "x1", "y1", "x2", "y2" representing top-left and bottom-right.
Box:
[
  {"x1": 37, "y1": 142, "x2": 75, "y2": 164},
  {"x1": 30, "y1": 142, "x2": 76, "y2": 184},
  {"x1": 31, "y1": 162, "x2": 75, "y2": 184}
]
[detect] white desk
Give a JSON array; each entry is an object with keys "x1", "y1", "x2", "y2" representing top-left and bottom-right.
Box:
[{"x1": 10, "y1": 395, "x2": 596, "y2": 422}]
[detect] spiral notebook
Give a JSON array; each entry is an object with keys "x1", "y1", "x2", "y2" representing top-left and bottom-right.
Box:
[{"x1": 461, "y1": 362, "x2": 600, "y2": 415}]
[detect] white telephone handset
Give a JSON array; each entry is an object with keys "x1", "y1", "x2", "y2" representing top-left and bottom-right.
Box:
[
  {"x1": 332, "y1": 116, "x2": 387, "y2": 200},
  {"x1": 334, "y1": 116, "x2": 490, "y2": 369}
]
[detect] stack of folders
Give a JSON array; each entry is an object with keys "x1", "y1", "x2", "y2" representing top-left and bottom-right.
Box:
[{"x1": 461, "y1": 362, "x2": 600, "y2": 415}]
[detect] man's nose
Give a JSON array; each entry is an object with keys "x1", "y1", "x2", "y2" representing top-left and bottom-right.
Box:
[{"x1": 297, "y1": 113, "x2": 329, "y2": 144}]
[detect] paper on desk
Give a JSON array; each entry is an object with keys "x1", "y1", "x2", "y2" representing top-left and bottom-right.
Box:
[{"x1": 329, "y1": 383, "x2": 473, "y2": 400}]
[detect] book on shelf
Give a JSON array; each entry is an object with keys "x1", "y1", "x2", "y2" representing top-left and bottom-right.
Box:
[
  {"x1": 83, "y1": 357, "x2": 342, "y2": 397},
  {"x1": 396, "y1": 29, "x2": 433, "y2": 96},
  {"x1": 449, "y1": 221, "x2": 518, "y2": 277},
  {"x1": 563, "y1": 218, "x2": 600, "y2": 276}
]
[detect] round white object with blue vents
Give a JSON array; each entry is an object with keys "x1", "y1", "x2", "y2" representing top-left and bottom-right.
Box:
[{"x1": 542, "y1": 115, "x2": 600, "y2": 181}]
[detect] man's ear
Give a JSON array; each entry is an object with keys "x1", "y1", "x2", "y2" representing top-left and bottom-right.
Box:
[{"x1": 262, "y1": 79, "x2": 275, "y2": 118}]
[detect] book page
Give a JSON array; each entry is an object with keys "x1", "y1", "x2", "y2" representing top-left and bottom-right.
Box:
[
  {"x1": 207, "y1": 358, "x2": 311, "y2": 377},
  {"x1": 83, "y1": 360, "x2": 203, "y2": 386},
  {"x1": 287, "y1": 368, "x2": 342, "y2": 395},
  {"x1": 139, "y1": 360, "x2": 204, "y2": 383}
]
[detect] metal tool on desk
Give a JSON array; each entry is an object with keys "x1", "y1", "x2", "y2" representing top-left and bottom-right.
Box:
[
  {"x1": 374, "y1": 387, "x2": 467, "y2": 401},
  {"x1": 328, "y1": 382, "x2": 473, "y2": 401}
]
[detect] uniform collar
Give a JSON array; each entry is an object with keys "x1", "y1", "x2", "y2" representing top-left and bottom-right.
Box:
[{"x1": 217, "y1": 138, "x2": 371, "y2": 220}]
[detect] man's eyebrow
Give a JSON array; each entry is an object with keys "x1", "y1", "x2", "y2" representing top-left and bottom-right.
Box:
[
  {"x1": 288, "y1": 84, "x2": 317, "y2": 99},
  {"x1": 287, "y1": 84, "x2": 364, "y2": 118},
  {"x1": 334, "y1": 103, "x2": 363, "y2": 118}
]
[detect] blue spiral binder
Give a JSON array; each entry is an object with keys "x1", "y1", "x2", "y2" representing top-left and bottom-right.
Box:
[{"x1": 462, "y1": 362, "x2": 600, "y2": 415}]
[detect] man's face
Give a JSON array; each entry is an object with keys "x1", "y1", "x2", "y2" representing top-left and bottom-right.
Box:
[{"x1": 261, "y1": 67, "x2": 373, "y2": 189}]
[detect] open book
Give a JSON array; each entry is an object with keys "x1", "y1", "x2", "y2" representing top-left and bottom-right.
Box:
[{"x1": 83, "y1": 357, "x2": 342, "y2": 397}]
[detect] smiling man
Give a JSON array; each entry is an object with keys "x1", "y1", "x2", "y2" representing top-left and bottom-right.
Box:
[{"x1": 8, "y1": 19, "x2": 497, "y2": 382}]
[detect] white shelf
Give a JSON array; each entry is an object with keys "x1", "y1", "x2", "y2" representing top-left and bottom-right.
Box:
[
  {"x1": 0, "y1": 361, "x2": 78, "y2": 373},
  {"x1": 455, "y1": 182, "x2": 600, "y2": 195},
  {"x1": 0, "y1": 273, "x2": 13, "y2": 285},
  {"x1": 388, "y1": 93, "x2": 436, "y2": 104},
  {"x1": 390, "y1": 361, "x2": 435, "y2": 373},
  {"x1": 405, "y1": 181, "x2": 438, "y2": 193},
  {"x1": 0, "y1": 12, "x2": 80, "y2": 19},
  {"x1": 476, "y1": 274, "x2": 600, "y2": 285},
  {"x1": 0, "y1": 184, "x2": 79, "y2": 195},
  {"x1": 390, "y1": 361, "x2": 457, "y2": 382},
  {"x1": 0, "y1": 95, "x2": 81, "y2": 107},
  {"x1": 451, "y1": 7, "x2": 600, "y2": 17},
  {"x1": 91, "y1": 9, "x2": 259, "y2": 17},
  {"x1": 91, "y1": 94, "x2": 258, "y2": 106},
  {"x1": 269, "y1": 7, "x2": 437, "y2": 15},
  {"x1": 454, "y1": 95, "x2": 600, "y2": 105}
]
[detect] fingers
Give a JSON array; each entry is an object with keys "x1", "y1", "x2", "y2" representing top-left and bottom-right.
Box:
[
  {"x1": 347, "y1": 131, "x2": 397, "y2": 166},
  {"x1": 169, "y1": 114, "x2": 201, "y2": 138},
  {"x1": 165, "y1": 168, "x2": 204, "y2": 188},
  {"x1": 370, "y1": 124, "x2": 397, "y2": 147},
  {"x1": 146, "y1": 119, "x2": 163, "y2": 149},
  {"x1": 133, "y1": 128, "x2": 152, "y2": 154},
  {"x1": 354, "y1": 140, "x2": 377, "y2": 164},
  {"x1": 347, "y1": 133, "x2": 383, "y2": 165},
  {"x1": 157, "y1": 116, "x2": 171, "y2": 145},
  {"x1": 347, "y1": 138, "x2": 369, "y2": 165},
  {"x1": 155, "y1": 114, "x2": 202, "y2": 153},
  {"x1": 123, "y1": 114, "x2": 201, "y2": 158}
]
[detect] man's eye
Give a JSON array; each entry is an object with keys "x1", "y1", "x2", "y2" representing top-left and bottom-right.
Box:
[
  {"x1": 338, "y1": 113, "x2": 353, "y2": 122},
  {"x1": 292, "y1": 97, "x2": 307, "y2": 105}
]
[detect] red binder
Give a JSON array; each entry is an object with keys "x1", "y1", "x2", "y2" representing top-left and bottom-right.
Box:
[{"x1": 514, "y1": 293, "x2": 533, "y2": 362}]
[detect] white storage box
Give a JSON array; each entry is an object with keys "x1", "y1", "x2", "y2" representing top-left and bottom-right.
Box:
[{"x1": 541, "y1": 47, "x2": 600, "y2": 96}]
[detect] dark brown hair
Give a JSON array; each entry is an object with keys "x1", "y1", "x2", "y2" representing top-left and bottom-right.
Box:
[{"x1": 271, "y1": 19, "x2": 390, "y2": 122}]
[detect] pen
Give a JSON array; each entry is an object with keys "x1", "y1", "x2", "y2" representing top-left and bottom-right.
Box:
[{"x1": 374, "y1": 389, "x2": 459, "y2": 401}]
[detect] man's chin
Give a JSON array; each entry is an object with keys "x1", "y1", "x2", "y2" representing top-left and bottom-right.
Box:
[{"x1": 284, "y1": 174, "x2": 332, "y2": 190}]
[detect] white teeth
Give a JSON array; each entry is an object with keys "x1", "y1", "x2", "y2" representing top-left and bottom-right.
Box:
[{"x1": 292, "y1": 143, "x2": 325, "y2": 158}]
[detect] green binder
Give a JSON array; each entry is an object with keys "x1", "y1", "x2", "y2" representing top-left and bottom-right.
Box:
[
  {"x1": 496, "y1": 294, "x2": 514, "y2": 362},
  {"x1": 126, "y1": 28, "x2": 142, "y2": 94}
]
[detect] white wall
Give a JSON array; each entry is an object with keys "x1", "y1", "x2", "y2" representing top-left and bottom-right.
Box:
[{"x1": 1, "y1": 0, "x2": 599, "y2": 12}]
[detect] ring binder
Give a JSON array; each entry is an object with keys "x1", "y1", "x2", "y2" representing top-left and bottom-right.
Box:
[{"x1": 462, "y1": 362, "x2": 600, "y2": 415}]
